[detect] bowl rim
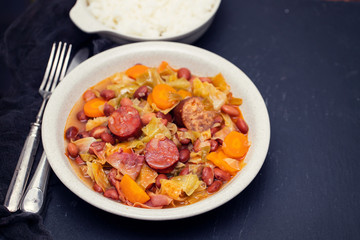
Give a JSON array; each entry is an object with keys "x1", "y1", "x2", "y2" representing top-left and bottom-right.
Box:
[
  {"x1": 42, "y1": 41, "x2": 270, "y2": 220},
  {"x1": 69, "y1": 0, "x2": 222, "y2": 42}
]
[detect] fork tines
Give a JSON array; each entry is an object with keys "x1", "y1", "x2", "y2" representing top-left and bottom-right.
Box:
[{"x1": 39, "y1": 42, "x2": 72, "y2": 95}]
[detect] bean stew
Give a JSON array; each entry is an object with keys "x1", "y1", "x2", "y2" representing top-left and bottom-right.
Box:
[{"x1": 64, "y1": 61, "x2": 250, "y2": 209}]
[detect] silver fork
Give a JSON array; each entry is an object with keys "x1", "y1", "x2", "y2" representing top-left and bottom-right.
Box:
[{"x1": 4, "y1": 42, "x2": 72, "y2": 212}]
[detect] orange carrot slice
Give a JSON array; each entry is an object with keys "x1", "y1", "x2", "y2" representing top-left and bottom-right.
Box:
[
  {"x1": 83, "y1": 98, "x2": 106, "y2": 118},
  {"x1": 157, "y1": 61, "x2": 169, "y2": 73},
  {"x1": 206, "y1": 148, "x2": 243, "y2": 175},
  {"x1": 151, "y1": 84, "x2": 177, "y2": 110},
  {"x1": 125, "y1": 64, "x2": 149, "y2": 79},
  {"x1": 147, "y1": 92, "x2": 154, "y2": 106},
  {"x1": 119, "y1": 174, "x2": 150, "y2": 204},
  {"x1": 177, "y1": 89, "x2": 192, "y2": 99},
  {"x1": 222, "y1": 131, "x2": 250, "y2": 158}
]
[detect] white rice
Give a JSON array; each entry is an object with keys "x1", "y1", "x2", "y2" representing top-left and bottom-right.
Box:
[{"x1": 87, "y1": 0, "x2": 218, "y2": 38}]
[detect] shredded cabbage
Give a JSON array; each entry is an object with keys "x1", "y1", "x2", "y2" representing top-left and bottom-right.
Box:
[
  {"x1": 211, "y1": 73, "x2": 230, "y2": 93},
  {"x1": 166, "y1": 78, "x2": 191, "y2": 90},
  {"x1": 136, "y1": 164, "x2": 158, "y2": 190},
  {"x1": 141, "y1": 117, "x2": 172, "y2": 143},
  {"x1": 223, "y1": 113, "x2": 237, "y2": 130},
  {"x1": 108, "y1": 72, "x2": 134, "y2": 85},
  {"x1": 79, "y1": 153, "x2": 97, "y2": 162},
  {"x1": 160, "y1": 174, "x2": 203, "y2": 200},
  {"x1": 90, "y1": 161, "x2": 111, "y2": 191},
  {"x1": 105, "y1": 141, "x2": 145, "y2": 157},
  {"x1": 192, "y1": 78, "x2": 227, "y2": 110},
  {"x1": 189, "y1": 145, "x2": 210, "y2": 164},
  {"x1": 107, "y1": 84, "x2": 138, "y2": 99},
  {"x1": 72, "y1": 137, "x2": 97, "y2": 154},
  {"x1": 85, "y1": 117, "x2": 108, "y2": 131},
  {"x1": 176, "y1": 130, "x2": 200, "y2": 144},
  {"x1": 136, "y1": 68, "x2": 165, "y2": 87}
]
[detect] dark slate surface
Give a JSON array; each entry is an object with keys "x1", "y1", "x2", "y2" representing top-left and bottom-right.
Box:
[{"x1": 0, "y1": 0, "x2": 359, "y2": 239}]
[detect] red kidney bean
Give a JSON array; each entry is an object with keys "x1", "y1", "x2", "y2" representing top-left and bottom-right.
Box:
[
  {"x1": 216, "y1": 138, "x2": 223, "y2": 146},
  {"x1": 75, "y1": 131, "x2": 90, "y2": 140},
  {"x1": 90, "y1": 126, "x2": 108, "y2": 139},
  {"x1": 236, "y1": 118, "x2": 249, "y2": 134},
  {"x1": 156, "y1": 112, "x2": 172, "y2": 123},
  {"x1": 141, "y1": 112, "x2": 156, "y2": 125},
  {"x1": 65, "y1": 126, "x2": 78, "y2": 141},
  {"x1": 199, "y1": 77, "x2": 212, "y2": 83},
  {"x1": 103, "y1": 103, "x2": 115, "y2": 117},
  {"x1": 207, "y1": 180, "x2": 222, "y2": 193},
  {"x1": 213, "y1": 115, "x2": 224, "y2": 124},
  {"x1": 83, "y1": 90, "x2": 96, "y2": 102},
  {"x1": 100, "y1": 89, "x2": 115, "y2": 101},
  {"x1": 179, "y1": 166, "x2": 190, "y2": 176},
  {"x1": 67, "y1": 142, "x2": 79, "y2": 158},
  {"x1": 93, "y1": 183, "x2": 103, "y2": 193},
  {"x1": 177, "y1": 68, "x2": 191, "y2": 80},
  {"x1": 147, "y1": 183, "x2": 157, "y2": 193},
  {"x1": 214, "y1": 168, "x2": 231, "y2": 181},
  {"x1": 180, "y1": 138, "x2": 191, "y2": 145},
  {"x1": 193, "y1": 139, "x2": 201, "y2": 152},
  {"x1": 88, "y1": 141, "x2": 106, "y2": 154},
  {"x1": 156, "y1": 174, "x2": 168, "y2": 188},
  {"x1": 176, "y1": 129, "x2": 191, "y2": 145},
  {"x1": 202, "y1": 167, "x2": 214, "y2": 186},
  {"x1": 104, "y1": 188, "x2": 119, "y2": 200},
  {"x1": 210, "y1": 140, "x2": 219, "y2": 152},
  {"x1": 101, "y1": 132, "x2": 115, "y2": 145},
  {"x1": 75, "y1": 156, "x2": 85, "y2": 165},
  {"x1": 160, "y1": 118, "x2": 168, "y2": 126},
  {"x1": 120, "y1": 97, "x2": 133, "y2": 106},
  {"x1": 180, "y1": 145, "x2": 189, "y2": 150},
  {"x1": 133, "y1": 86, "x2": 150, "y2": 99},
  {"x1": 179, "y1": 148, "x2": 190, "y2": 163},
  {"x1": 210, "y1": 126, "x2": 221, "y2": 136},
  {"x1": 221, "y1": 104, "x2": 240, "y2": 117},
  {"x1": 77, "y1": 110, "x2": 88, "y2": 122},
  {"x1": 108, "y1": 168, "x2": 118, "y2": 186}
]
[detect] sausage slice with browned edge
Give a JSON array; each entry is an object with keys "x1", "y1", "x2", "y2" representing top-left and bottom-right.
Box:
[
  {"x1": 145, "y1": 137, "x2": 179, "y2": 170},
  {"x1": 108, "y1": 106, "x2": 142, "y2": 140},
  {"x1": 173, "y1": 97, "x2": 218, "y2": 132}
]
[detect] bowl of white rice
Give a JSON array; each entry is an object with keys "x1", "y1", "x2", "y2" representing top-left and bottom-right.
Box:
[{"x1": 69, "y1": 0, "x2": 221, "y2": 44}]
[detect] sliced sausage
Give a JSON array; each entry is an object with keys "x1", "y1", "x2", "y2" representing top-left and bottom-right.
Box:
[
  {"x1": 156, "y1": 164, "x2": 176, "y2": 174},
  {"x1": 172, "y1": 97, "x2": 218, "y2": 132},
  {"x1": 145, "y1": 137, "x2": 179, "y2": 170},
  {"x1": 108, "y1": 106, "x2": 142, "y2": 140}
]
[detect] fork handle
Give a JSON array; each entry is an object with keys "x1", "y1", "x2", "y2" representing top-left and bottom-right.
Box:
[
  {"x1": 4, "y1": 122, "x2": 41, "y2": 212},
  {"x1": 21, "y1": 152, "x2": 50, "y2": 213}
]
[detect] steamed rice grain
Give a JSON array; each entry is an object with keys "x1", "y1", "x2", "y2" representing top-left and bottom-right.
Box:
[{"x1": 87, "y1": 0, "x2": 218, "y2": 38}]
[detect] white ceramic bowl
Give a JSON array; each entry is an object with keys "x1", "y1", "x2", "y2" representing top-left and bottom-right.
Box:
[
  {"x1": 42, "y1": 41, "x2": 270, "y2": 220},
  {"x1": 69, "y1": 0, "x2": 222, "y2": 44}
]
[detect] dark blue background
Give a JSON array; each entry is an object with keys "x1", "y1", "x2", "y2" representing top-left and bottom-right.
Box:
[{"x1": 1, "y1": 0, "x2": 359, "y2": 239}]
